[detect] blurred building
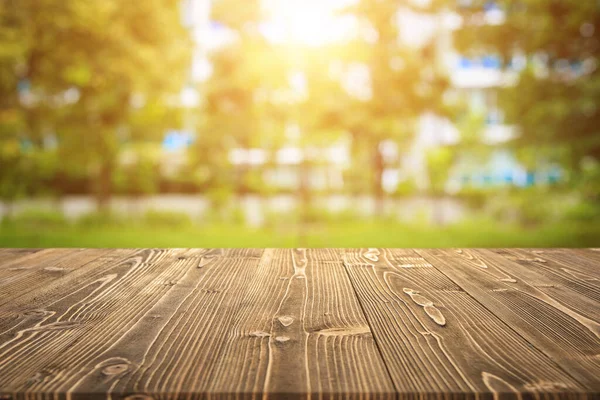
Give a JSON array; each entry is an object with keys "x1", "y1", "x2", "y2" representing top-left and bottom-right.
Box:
[
  {"x1": 396, "y1": 1, "x2": 530, "y2": 192},
  {"x1": 170, "y1": 0, "x2": 560, "y2": 194}
]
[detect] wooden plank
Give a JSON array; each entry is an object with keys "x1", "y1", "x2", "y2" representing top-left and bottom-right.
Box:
[
  {"x1": 0, "y1": 248, "x2": 42, "y2": 266},
  {"x1": 567, "y1": 248, "x2": 600, "y2": 271},
  {"x1": 0, "y1": 248, "x2": 264, "y2": 399},
  {"x1": 0, "y1": 248, "x2": 110, "y2": 307},
  {"x1": 0, "y1": 249, "x2": 139, "y2": 334},
  {"x1": 0, "y1": 248, "x2": 395, "y2": 399},
  {"x1": 517, "y1": 249, "x2": 600, "y2": 277},
  {"x1": 0, "y1": 248, "x2": 197, "y2": 398},
  {"x1": 1, "y1": 247, "x2": 598, "y2": 399},
  {"x1": 417, "y1": 248, "x2": 600, "y2": 390},
  {"x1": 0, "y1": 248, "x2": 76, "y2": 281},
  {"x1": 342, "y1": 248, "x2": 588, "y2": 398},
  {"x1": 489, "y1": 248, "x2": 600, "y2": 309},
  {"x1": 0, "y1": 247, "x2": 73, "y2": 267},
  {"x1": 0, "y1": 248, "x2": 82, "y2": 303},
  {"x1": 59, "y1": 248, "x2": 393, "y2": 399},
  {"x1": 204, "y1": 248, "x2": 395, "y2": 398},
  {"x1": 574, "y1": 248, "x2": 600, "y2": 263},
  {"x1": 106, "y1": 248, "x2": 268, "y2": 398}
]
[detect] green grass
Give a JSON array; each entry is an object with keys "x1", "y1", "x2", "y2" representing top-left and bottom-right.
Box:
[{"x1": 1, "y1": 218, "x2": 598, "y2": 248}]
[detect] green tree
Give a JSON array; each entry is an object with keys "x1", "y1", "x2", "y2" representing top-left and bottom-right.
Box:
[
  {"x1": 0, "y1": 0, "x2": 191, "y2": 211},
  {"x1": 339, "y1": 1, "x2": 451, "y2": 212},
  {"x1": 455, "y1": 0, "x2": 600, "y2": 173},
  {"x1": 197, "y1": 0, "x2": 289, "y2": 200}
]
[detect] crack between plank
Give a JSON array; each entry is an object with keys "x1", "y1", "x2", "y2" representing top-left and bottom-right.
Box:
[{"x1": 340, "y1": 249, "x2": 400, "y2": 400}]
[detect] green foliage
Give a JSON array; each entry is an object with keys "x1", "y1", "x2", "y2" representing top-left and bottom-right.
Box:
[
  {"x1": 0, "y1": 0, "x2": 598, "y2": 247},
  {"x1": 243, "y1": 169, "x2": 274, "y2": 195},
  {"x1": 0, "y1": 140, "x2": 32, "y2": 203},
  {"x1": 0, "y1": 144, "x2": 59, "y2": 202},
  {"x1": 0, "y1": 0, "x2": 192, "y2": 209},
  {"x1": 4, "y1": 209, "x2": 67, "y2": 229},
  {"x1": 393, "y1": 179, "x2": 418, "y2": 197},
  {"x1": 456, "y1": 187, "x2": 490, "y2": 209},
  {"x1": 143, "y1": 209, "x2": 192, "y2": 228},
  {"x1": 564, "y1": 201, "x2": 600, "y2": 222},
  {"x1": 578, "y1": 157, "x2": 600, "y2": 201},
  {"x1": 426, "y1": 146, "x2": 455, "y2": 195},
  {"x1": 77, "y1": 211, "x2": 127, "y2": 229},
  {"x1": 336, "y1": 1, "x2": 452, "y2": 198},
  {"x1": 113, "y1": 154, "x2": 159, "y2": 196},
  {"x1": 302, "y1": 206, "x2": 367, "y2": 224},
  {"x1": 202, "y1": 204, "x2": 245, "y2": 225},
  {"x1": 455, "y1": 0, "x2": 600, "y2": 167},
  {"x1": 483, "y1": 187, "x2": 580, "y2": 226},
  {"x1": 205, "y1": 186, "x2": 234, "y2": 210}
]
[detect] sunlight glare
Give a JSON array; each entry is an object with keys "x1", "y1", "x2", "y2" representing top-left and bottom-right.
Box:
[{"x1": 262, "y1": 0, "x2": 357, "y2": 46}]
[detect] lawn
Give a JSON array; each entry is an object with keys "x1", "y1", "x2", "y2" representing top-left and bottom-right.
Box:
[{"x1": 1, "y1": 219, "x2": 598, "y2": 248}]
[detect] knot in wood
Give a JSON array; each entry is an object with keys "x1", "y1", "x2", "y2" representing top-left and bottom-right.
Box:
[
  {"x1": 102, "y1": 363, "x2": 129, "y2": 376},
  {"x1": 22, "y1": 309, "x2": 51, "y2": 318},
  {"x1": 249, "y1": 331, "x2": 270, "y2": 338},
  {"x1": 124, "y1": 395, "x2": 155, "y2": 400},
  {"x1": 277, "y1": 316, "x2": 294, "y2": 327},
  {"x1": 524, "y1": 381, "x2": 570, "y2": 392}
]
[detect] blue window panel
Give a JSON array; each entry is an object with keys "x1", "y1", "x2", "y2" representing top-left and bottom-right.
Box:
[
  {"x1": 484, "y1": 1, "x2": 500, "y2": 12},
  {"x1": 17, "y1": 79, "x2": 31, "y2": 93},
  {"x1": 210, "y1": 20, "x2": 226, "y2": 30},
  {"x1": 525, "y1": 172, "x2": 535, "y2": 186},
  {"x1": 548, "y1": 167, "x2": 562, "y2": 183},
  {"x1": 482, "y1": 55, "x2": 501, "y2": 69},
  {"x1": 459, "y1": 57, "x2": 473, "y2": 69},
  {"x1": 163, "y1": 131, "x2": 195, "y2": 151},
  {"x1": 19, "y1": 138, "x2": 33, "y2": 152}
]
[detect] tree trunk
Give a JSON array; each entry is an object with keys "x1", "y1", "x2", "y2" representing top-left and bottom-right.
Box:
[
  {"x1": 298, "y1": 152, "x2": 311, "y2": 247},
  {"x1": 432, "y1": 195, "x2": 445, "y2": 226},
  {"x1": 372, "y1": 143, "x2": 384, "y2": 217},
  {"x1": 95, "y1": 161, "x2": 112, "y2": 213},
  {"x1": 236, "y1": 163, "x2": 248, "y2": 198}
]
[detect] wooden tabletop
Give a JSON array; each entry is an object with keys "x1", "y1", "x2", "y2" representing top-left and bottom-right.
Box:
[{"x1": 0, "y1": 248, "x2": 598, "y2": 399}]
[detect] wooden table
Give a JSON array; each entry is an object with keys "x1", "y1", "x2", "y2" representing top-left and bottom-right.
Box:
[{"x1": 0, "y1": 248, "x2": 598, "y2": 399}]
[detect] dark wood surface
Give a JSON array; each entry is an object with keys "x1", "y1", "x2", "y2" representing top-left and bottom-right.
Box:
[{"x1": 0, "y1": 248, "x2": 598, "y2": 399}]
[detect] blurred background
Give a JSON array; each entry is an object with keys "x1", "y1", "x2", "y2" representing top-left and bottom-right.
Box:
[{"x1": 0, "y1": 0, "x2": 599, "y2": 247}]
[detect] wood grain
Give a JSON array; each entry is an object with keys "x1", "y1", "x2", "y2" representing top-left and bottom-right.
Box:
[
  {"x1": 417, "y1": 248, "x2": 600, "y2": 390},
  {"x1": 37, "y1": 248, "x2": 394, "y2": 399},
  {"x1": 0, "y1": 249, "x2": 139, "y2": 338},
  {"x1": 0, "y1": 248, "x2": 113, "y2": 308},
  {"x1": 518, "y1": 248, "x2": 600, "y2": 278},
  {"x1": 489, "y1": 248, "x2": 600, "y2": 313},
  {"x1": 0, "y1": 248, "x2": 41, "y2": 267},
  {"x1": 574, "y1": 248, "x2": 600, "y2": 263},
  {"x1": 204, "y1": 248, "x2": 394, "y2": 398},
  {"x1": 0, "y1": 249, "x2": 209, "y2": 399},
  {"x1": 342, "y1": 248, "x2": 589, "y2": 399},
  {"x1": 0, "y1": 248, "x2": 80, "y2": 290},
  {"x1": 0, "y1": 248, "x2": 598, "y2": 399}
]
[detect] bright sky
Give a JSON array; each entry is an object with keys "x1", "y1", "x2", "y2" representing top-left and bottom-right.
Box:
[{"x1": 261, "y1": 0, "x2": 358, "y2": 46}]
